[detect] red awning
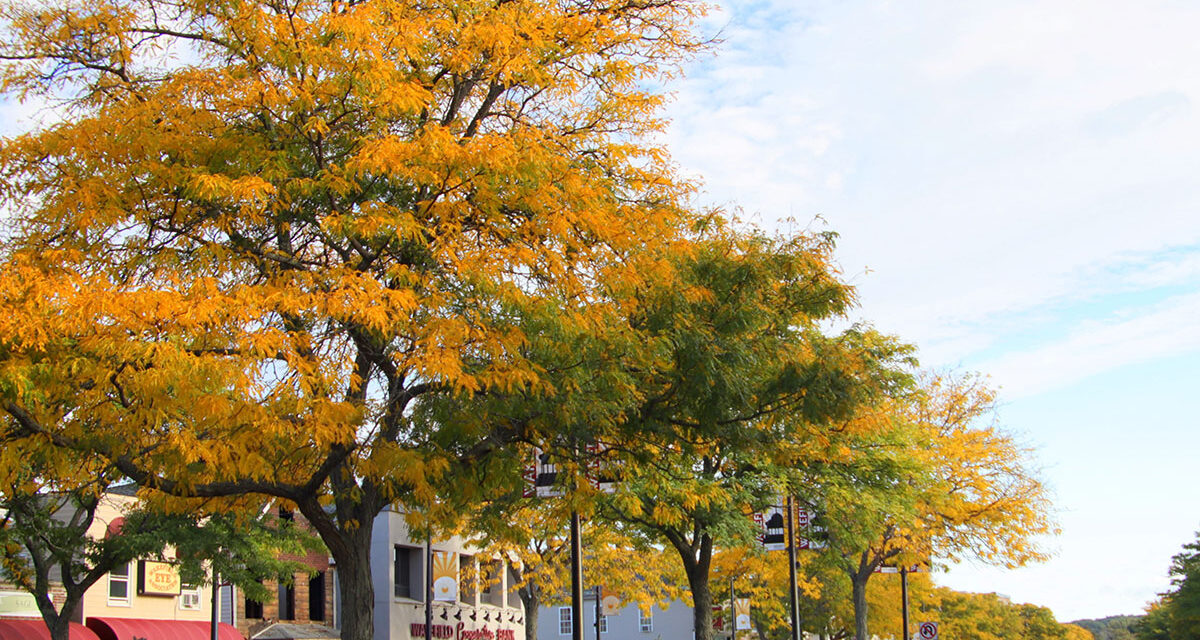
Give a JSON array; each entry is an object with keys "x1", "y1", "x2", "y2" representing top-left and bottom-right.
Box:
[
  {"x1": 0, "y1": 618, "x2": 101, "y2": 640},
  {"x1": 86, "y1": 618, "x2": 243, "y2": 640},
  {"x1": 103, "y1": 518, "x2": 125, "y2": 540}
]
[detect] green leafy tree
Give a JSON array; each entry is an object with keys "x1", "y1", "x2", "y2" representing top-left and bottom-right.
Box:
[
  {"x1": 1167, "y1": 535, "x2": 1200, "y2": 639},
  {"x1": 1137, "y1": 529, "x2": 1200, "y2": 640},
  {"x1": 1073, "y1": 615, "x2": 1141, "y2": 640},
  {"x1": 1134, "y1": 603, "x2": 1171, "y2": 640},
  {"x1": 596, "y1": 226, "x2": 913, "y2": 640},
  {"x1": 0, "y1": 468, "x2": 313, "y2": 640}
]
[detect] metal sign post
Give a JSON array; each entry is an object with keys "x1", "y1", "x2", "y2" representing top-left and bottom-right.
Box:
[
  {"x1": 527, "y1": 443, "x2": 619, "y2": 640},
  {"x1": 729, "y1": 577, "x2": 735, "y2": 640},
  {"x1": 594, "y1": 586, "x2": 602, "y2": 640},
  {"x1": 571, "y1": 511, "x2": 583, "y2": 640},
  {"x1": 786, "y1": 496, "x2": 800, "y2": 640},
  {"x1": 210, "y1": 567, "x2": 219, "y2": 640},
  {"x1": 425, "y1": 532, "x2": 433, "y2": 640}
]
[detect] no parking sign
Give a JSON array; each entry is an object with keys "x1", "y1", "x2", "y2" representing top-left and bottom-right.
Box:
[{"x1": 918, "y1": 621, "x2": 939, "y2": 640}]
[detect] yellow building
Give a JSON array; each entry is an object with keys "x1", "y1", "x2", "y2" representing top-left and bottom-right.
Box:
[{"x1": 0, "y1": 484, "x2": 241, "y2": 640}]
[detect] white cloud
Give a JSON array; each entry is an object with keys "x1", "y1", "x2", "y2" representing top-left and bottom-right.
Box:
[
  {"x1": 978, "y1": 291, "x2": 1200, "y2": 398},
  {"x1": 669, "y1": 0, "x2": 1200, "y2": 354}
]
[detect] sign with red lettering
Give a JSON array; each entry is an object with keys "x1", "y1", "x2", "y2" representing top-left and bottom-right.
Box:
[
  {"x1": 138, "y1": 561, "x2": 182, "y2": 596},
  {"x1": 409, "y1": 623, "x2": 455, "y2": 638},
  {"x1": 794, "y1": 504, "x2": 826, "y2": 550},
  {"x1": 410, "y1": 622, "x2": 517, "y2": 640},
  {"x1": 585, "y1": 442, "x2": 618, "y2": 493}
]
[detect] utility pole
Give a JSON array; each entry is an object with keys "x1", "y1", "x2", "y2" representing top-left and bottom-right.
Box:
[
  {"x1": 594, "y1": 585, "x2": 602, "y2": 640},
  {"x1": 901, "y1": 566, "x2": 910, "y2": 640},
  {"x1": 571, "y1": 511, "x2": 583, "y2": 640},
  {"x1": 426, "y1": 532, "x2": 433, "y2": 640},
  {"x1": 786, "y1": 496, "x2": 801, "y2": 640},
  {"x1": 210, "y1": 566, "x2": 219, "y2": 640},
  {"x1": 729, "y1": 576, "x2": 735, "y2": 640}
]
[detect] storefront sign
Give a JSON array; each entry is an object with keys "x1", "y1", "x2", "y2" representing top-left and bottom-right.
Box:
[
  {"x1": 410, "y1": 623, "x2": 455, "y2": 638},
  {"x1": 409, "y1": 623, "x2": 516, "y2": 640},
  {"x1": 0, "y1": 590, "x2": 46, "y2": 616},
  {"x1": 138, "y1": 560, "x2": 182, "y2": 596}
]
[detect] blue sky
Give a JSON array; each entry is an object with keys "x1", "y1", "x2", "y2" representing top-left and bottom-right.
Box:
[{"x1": 664, "y1": 0, "x2": 1200, "y2": 622}]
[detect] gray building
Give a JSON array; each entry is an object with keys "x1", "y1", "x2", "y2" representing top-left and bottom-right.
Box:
[{"x1": 537, "y1": 593, "x2": 695, "y2": 640}]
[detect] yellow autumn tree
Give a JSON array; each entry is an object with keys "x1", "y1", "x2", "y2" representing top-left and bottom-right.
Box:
[
  {"x1": 802, "y1": 372, "x2": 1057, "y2": 640},
  {"x1": 474, "y1": 497, "x2": 685, "y2": 640},
  {"x1": 924, "y1": 587, "x2": 1087, "y2": 640},
  {"x1": 0, "y1": 1, "x2": 709, "y2": 639},
  {"x1": 709, "y1": 544, "x2": 823, "y2": 640}
]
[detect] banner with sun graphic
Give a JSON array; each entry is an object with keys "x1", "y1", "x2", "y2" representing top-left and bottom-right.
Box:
[
  {"x1": 600, "y1": 587, "x2": 622, "y2": 616},
  {"x1": 432, "y1": 551, "x2": 459, "y2": 602},
  {"x1": 735, "y1": 598, "x2": 751, "y2": 631}
]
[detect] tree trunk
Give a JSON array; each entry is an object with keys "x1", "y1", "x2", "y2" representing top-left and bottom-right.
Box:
[
  {"x1": 850, "y1": 573, "x2": 869, "y2": 640},
  {"x1": 299, "y1": 496, "x2": 378, "y2": 640},
  {"x1": 35, "y1": 580, "x2": 82, "y2": 640},
  {"x1": 331, "y1": 527, "x2": 376, "y2": 640},
  {"x1": 690, "y1": 572, "x2": 714, "y2": 640},
  {"x1": 44, "y1": 615, "x2": 71, "y2": 640},
  {"x1": 519, "y1": 582, "x2": 540, "y2": 640},
  {"x1": 665, "y1": 530, "x2": 715, "y2": 640}
]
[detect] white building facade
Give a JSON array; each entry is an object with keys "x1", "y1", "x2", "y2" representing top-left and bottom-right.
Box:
[{"x1": 369, "y1": 508, "x2": 526, "y2": 640}]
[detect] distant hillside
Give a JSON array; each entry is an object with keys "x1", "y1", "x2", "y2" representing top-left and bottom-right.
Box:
[{"x1": 1070, "y1": 615, "x2": 1142, "y2": 640}]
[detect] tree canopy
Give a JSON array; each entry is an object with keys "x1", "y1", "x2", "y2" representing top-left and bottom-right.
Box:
[
  {"x1": 0, "y1": 0, "x2": 711, "y2": 638},
  {"x1": 797, "y1": 372, "x2": 1056, "y2": 640}
]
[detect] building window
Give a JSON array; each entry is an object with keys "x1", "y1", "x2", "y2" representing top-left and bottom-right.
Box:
[
  {"x1": 395, "y1": 546, "x2": 418, "y2": 599},
  {"x1": 639, "y1": 609, "x2": 653, "y2": 633},
  {"x1": 245, "y1": 591, "x2": 264, "y2": 619},
  {"x1": 107, "y1": 562, "x2": 131, "y2": 606},
  {"x1": 558, "y1": 607, "x2": 572, "y2": 636},
  {"x1": 459, "y1": 554, "x2": 474, "y2": 604},
  {"x1": 179, "y1": 583, "x2": 202, "y2": 610},
  {"x1": 480, "y1": 560, "x2": 500, "y2": 595},
  {"x1": 309, "y1": 572, "x2": 326, "y2": 621},
  {"x1": 278, "y1": 582, "x2": 296, "y2": 620},
  {"x1": 597, "y1": 615, "x2": 607, "y2": 633}
]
